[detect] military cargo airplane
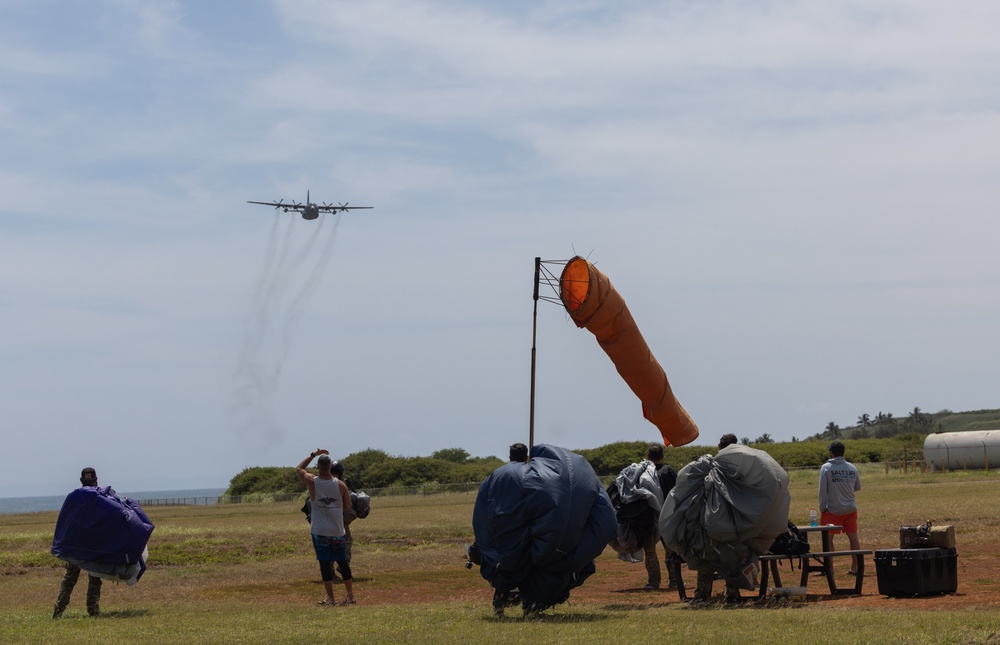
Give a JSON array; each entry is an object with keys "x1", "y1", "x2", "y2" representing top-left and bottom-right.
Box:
[{"x1": 247, "y1": 191, "x2": 373, "y2": 220}]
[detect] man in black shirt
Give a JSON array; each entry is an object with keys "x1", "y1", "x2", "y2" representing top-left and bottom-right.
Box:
[{"x1": 644, "y1": 444, "x2": 678, "y2": 590}]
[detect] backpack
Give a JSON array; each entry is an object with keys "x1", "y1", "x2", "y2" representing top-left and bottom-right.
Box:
[
  {"x1": 769, "y1": 521, "x2": 811, "y2": 557},
  {"x1": 351, "y1": 491, "x2": 371, "y2": 519}
]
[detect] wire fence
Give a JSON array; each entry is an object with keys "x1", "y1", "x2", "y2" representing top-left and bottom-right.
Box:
[{"x1": 137, "y1": 482, "x2": 483, "y2": 508}]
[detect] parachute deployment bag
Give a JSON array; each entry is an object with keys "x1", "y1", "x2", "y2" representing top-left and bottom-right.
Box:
[
  {"x1": 352, "y1": 491, "x2": 371, "y2": 519},
  {"x1": 769, "y1": 521, "x2": 811, "y2": 558}
]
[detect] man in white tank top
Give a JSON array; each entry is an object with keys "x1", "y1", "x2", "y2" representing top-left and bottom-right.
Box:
[{"x1": 296, "y1": 449, "x2": 356, "y2": 606}]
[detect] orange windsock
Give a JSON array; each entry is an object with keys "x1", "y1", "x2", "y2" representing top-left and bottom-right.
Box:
[{"x1": 559, "y1": 256, "x2": 699, "y2": 447}]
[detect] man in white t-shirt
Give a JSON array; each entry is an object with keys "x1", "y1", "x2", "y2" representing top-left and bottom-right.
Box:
[{"x1": 297, "y1": 449, "x2": 356, "y2": 606}]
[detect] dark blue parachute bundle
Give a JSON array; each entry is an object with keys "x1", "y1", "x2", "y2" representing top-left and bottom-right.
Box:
[
  {"x1": 472, "y1": 444, "x2": 616, "y2": 613},
  {"x1": 51, "y1": 486, "x2": 155, "y2": 581}
]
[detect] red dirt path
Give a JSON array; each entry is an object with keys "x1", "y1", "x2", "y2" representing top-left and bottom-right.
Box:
[{"x1": 362, "y1": 543, "x2": 1000, "y2": 611}]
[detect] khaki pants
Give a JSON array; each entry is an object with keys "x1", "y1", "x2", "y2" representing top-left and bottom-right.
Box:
[
  {"x1": 643, "y1": 535, "x2": 678, "y2": 588},
  {"x1": 642, "y1": 534, "x2": 661, "y2": 587}
]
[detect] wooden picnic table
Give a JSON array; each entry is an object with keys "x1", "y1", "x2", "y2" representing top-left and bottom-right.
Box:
[
  {"x1": 760, "y1": 525, "x2": 871, "y2": 597},
  {"x1": 667, "y1": 525, "x2": 872, "y2": 601}
]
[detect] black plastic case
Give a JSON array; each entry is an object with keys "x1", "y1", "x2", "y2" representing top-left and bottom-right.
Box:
[{"x1": 875, "y1": 547, "x2": 958, "y2": 597}]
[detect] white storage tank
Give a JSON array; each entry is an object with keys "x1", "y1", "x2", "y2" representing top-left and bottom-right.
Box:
[{"x1": 924, "y1": 430, "x2": 1000, "y2": 471}]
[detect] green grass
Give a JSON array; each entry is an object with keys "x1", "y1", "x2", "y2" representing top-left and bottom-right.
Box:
[
  {"x1": 2, "y1": 468, "x2": 999, "y2": 644},
  {"x1": 2, "y1": 602, "x2": 999, "y2": 644}
]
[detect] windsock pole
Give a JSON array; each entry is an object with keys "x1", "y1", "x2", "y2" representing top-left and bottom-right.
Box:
[{"x1": 529, "y1": 256, "x2": 541, "y2": 449}]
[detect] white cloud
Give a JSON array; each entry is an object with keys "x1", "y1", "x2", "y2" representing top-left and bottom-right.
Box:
[{"x1": 1, "y1": 0, "x2": 999, "y2": 497}]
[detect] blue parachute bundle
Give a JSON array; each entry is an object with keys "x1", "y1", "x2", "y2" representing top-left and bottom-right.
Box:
[
  {"x1": 51, "y1": 486, "x2": 155, "y2": 583},
  {"x1": 472, "y1": 444, "x2": 616, "y2": 612}
]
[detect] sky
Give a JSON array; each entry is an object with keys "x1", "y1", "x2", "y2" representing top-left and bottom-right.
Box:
[{"x1": 2, "y1": 1, "x2": 998, "y2": 497}]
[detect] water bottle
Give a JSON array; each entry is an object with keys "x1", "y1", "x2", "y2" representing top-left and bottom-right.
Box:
[{"x1": 809, "y1": 508, "x2": 818, "y2": 527}]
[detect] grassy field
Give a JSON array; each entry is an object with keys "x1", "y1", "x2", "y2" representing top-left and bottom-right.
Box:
[{"x1": 2, "y1": 465, "x2": 999, "y2": 644}]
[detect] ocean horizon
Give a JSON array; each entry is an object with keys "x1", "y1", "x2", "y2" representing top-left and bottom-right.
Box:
[{"x1": 0, "y1": 487, "x2": 228, "y2": 516}]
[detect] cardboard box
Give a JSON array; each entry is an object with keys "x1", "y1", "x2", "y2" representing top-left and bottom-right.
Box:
[{"x1": 929, "y1": 525, "x2": 956, "y2": 548}]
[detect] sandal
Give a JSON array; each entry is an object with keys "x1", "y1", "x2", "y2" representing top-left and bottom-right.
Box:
[
  {"x1": 340, "y1": 598, "x2": 357, "y2": 606},
  {"x1": 316, "y1": 598, "x2": 336, "y2": 606}
]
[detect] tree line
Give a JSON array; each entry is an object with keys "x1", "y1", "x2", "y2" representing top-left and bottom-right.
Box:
[
  {"x1": 806, "y1": 407, "x2": 1000, "y2": 443},
  {"x1": 225, "y1": 408, "x2": 998, "y2": 496},
  {"x1": 224, "y1": 434, "x2": 940, "y2": 497}
]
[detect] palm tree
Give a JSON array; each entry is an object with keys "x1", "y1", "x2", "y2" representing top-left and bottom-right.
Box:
[
  {"x1": 825, "y1": 422, "x2": 841, "y2": 439},
  {"x1": 875, "y1": 412, "x2": 899, "y2": 438},
  {"x1": 904, "y1": 406, "x2": 931, "y2": 432}
]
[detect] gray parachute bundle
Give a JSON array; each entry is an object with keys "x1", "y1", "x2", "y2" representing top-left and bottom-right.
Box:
[{"x1": 658, "y1": 443, "x2": 790, "y2": 588}]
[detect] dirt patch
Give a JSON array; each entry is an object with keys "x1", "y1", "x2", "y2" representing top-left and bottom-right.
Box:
[{"x1": 355, "y1": 543, "x2": 1000, "y2": 611}]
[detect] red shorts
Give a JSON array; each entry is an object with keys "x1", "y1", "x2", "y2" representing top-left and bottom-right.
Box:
[{"x1": 820, "y1": 510, "x2": 858, "y2": 534}]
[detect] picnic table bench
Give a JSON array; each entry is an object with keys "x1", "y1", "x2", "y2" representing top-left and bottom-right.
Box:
[
  {"x1": 667, "y1": 524, "x2": 873, "y2": 601},
  {"x1": 759, "y1": 549, "x2": 872, "y2": 597},
  {"x1": 668, "y1": 549, "x2": 872, "y2": 601}
]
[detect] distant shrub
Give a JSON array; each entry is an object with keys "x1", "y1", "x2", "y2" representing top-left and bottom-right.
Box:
[
  {"x1": 224, "y1": 450, "x2": 504, "y2": 498},
  {"x1": 226, "y1": 467, "x2": 302, "y2": 497},
  {"x1": 575, "y1": 435, "x2": 930, "y2": 478}
]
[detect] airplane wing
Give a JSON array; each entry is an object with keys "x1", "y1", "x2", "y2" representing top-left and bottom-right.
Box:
[
  {"x1": 246, "y1": 200, "x2": 305, "y2": 211},
  {"x1": 314, "y1": 205, "x2": 375, "y2": 212}
]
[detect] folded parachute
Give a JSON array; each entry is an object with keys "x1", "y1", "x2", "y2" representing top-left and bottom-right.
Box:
[
  {"x1": 658, "y1": 444, "x2": 789, "y2": 588},
  {"x1": 559, "y1": 256, "x2": 699, "y2": 447},
  {"x1": 472, "y1": 444, "x2": 616, "y2": 613},
  {"x1": 51, "y1": 486, "x2": 155, "y2": 585},
  {"x1": 606, "y1": 460, "x2": 663, "y2": 561}
]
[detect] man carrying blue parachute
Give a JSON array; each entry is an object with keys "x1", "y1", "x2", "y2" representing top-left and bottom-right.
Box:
[
  {"x1": 471, "y1": 443, "x2": 616, "y2": 617},
  {"x1": 50, "y1": 466, "x2": 155, "y2": 618}
]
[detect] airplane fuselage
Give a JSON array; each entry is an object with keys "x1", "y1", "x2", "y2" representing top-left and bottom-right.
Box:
[{"x1": 284, "y1": 204, "x2": 320, "y2": 220}]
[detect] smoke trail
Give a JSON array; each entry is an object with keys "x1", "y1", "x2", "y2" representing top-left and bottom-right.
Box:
[
  {"x1": 278, "y1": 213, "x2": 342, "y2": 363},
  {"x1": 230, "y1": 213, "x2": 342, "y2": 442}
]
